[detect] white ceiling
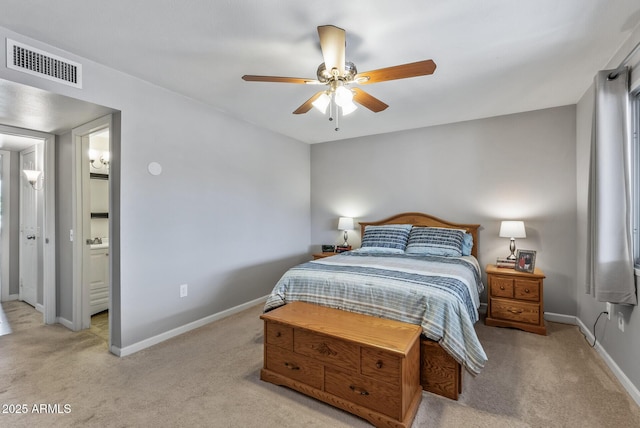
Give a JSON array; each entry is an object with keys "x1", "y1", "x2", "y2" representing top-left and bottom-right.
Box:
[{"x1": 0, "y1": 0, "x2": 639, "y2": 144}]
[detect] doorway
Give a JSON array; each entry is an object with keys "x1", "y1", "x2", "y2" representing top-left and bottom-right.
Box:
[
  {"x1": 71, "y1": 116, "x2": 112, "y2": 345},
  {"x1": 0, "y1": 126, "x2": 56, "y2": 325}
]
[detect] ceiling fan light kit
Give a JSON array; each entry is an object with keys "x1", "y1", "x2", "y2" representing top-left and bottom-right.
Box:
[{"x1": 242, "y1": 25, "x2": 436, "y2": 131}]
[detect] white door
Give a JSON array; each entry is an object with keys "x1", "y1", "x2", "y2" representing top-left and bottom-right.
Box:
[{"x1": 19, "y1": 147, "x2": 38, "y2": 307}]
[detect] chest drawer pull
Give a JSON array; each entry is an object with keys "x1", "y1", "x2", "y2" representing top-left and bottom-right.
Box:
[
  {"x1": 284, "y1": 362, "x2": 300, "y2": 371},
  {"x1": 349, "y1": 385, "x2": 370, "y2": 396},
  {"x1": 508, "y1": 309, "x2": 523, "y2": 314},
  {"x1": 376, "y1": 360, "x2": 383, "y2": 369},
  {"x1": 275, "y1": 332, "x2": 281, "y2": 337},
  {"x1": 500, "y1": 286, "x2": 505, "y2": 290}
]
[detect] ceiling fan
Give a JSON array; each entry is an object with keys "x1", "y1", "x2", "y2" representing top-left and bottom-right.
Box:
[{"x1": 242, "y1": 25, "x2": 436, "y2": 130}]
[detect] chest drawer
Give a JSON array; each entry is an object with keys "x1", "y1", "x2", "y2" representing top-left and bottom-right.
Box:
[
  {"x1": 265, "y1": 345, "x2": 324, "y2": 389},
  {"x1": 490, "y1": 298, "x2": 540, "y2": 325},
  {"x1": 325, "y1": 368, "x2": 401, "y2": 420},
  {"x1": 265, "y1": 322, "x2": 293, "y2": 350},
  {"x1": 514, "y1": 279, "x2": 540, "y2": 302},
  {"x1": 294, "y1": 329, "x2": 359, "y2": 372},
  {"x1": 490, "y1": 277, "x2": 514, "y2": 298},
  {"x1": 360, "y1": 347, "x2": 401, "y2": 385}
]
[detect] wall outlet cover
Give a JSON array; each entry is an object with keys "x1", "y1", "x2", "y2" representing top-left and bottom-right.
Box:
[
  {"x1": 606, "y1": 302, "x2": 613, "y2": 320},
  {"x1": 180, "y1": 284, "x2": 188, "y2": 298}
]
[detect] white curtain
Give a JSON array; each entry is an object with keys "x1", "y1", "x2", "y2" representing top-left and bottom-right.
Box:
[{"x1": 587, "y1": 67, "x2": 637, "y2": 305}]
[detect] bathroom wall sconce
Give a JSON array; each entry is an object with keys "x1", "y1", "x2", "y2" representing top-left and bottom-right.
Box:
[
  {"x1": 23, "y1": 169, "x2": 42, "y2": 190},
  {"x1": 338, "y1": 217, "x2": 355, "y2": 246},
  {"x1": 89, "y1": 149, "x2": 110, "y2": 170}
]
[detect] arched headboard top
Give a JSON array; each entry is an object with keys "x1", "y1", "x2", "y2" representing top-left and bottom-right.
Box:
[{"x1": 358, "y1": 212, "x2": 480, "y2": 258}]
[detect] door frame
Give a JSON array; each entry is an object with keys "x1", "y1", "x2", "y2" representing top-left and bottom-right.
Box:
[
  {"x1": 0, "y1": 149, "x2": 11, "y2": 302},
  {"x1": 71, "y1": 115, "x2": 112, "y2": 333},
  {"x1": 0, "y1": 124, "x2": 56, "y2": 325}
]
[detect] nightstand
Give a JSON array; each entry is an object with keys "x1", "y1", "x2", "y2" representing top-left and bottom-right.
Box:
[
  {"x1": 485, "y1": 264, "x2": 546, "y2": 335},
  {"x1": 312, "y1": 252, "x2": 338, "y2": 260}
]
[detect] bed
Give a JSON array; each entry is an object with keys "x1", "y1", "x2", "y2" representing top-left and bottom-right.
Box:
[{"x1": 264, "y1": 212, "x2": 487, "y2": 400}]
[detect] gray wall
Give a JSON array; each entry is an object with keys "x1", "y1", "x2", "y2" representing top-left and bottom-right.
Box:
[
  {"x1": 0, "y1": 26, "x2": 311, "y2": 349},
  {"x1": 575, "y1": 27, "x2": 640, "y2": 394},
  {"x1": 56, "y1": 131, "x2": 73, "y2": 320},
  {"x1": 311, "y1": 106, "x2": 577, "y2": 315}
]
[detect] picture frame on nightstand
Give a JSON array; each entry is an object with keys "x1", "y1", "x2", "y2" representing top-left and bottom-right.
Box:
[{"x1": 515, "y1": 249, "x2": 536, "y2": 273}]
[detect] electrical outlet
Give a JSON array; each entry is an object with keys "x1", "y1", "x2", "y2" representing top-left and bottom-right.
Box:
[
  {"x1": 606, "y1": 302, "x2": 613, "y2": 320},
  {"x1": 179, "y1": 284, "x2": 188, "y2": 298},
  {"x1": 617, "y1": 312, "x2": 624, "y2": 332}
]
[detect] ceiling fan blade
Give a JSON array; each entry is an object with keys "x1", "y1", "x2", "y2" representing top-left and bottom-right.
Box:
[
  {"x1": 242, "y1": 75, "x2": 320, "y2": 84},
  {"x1": 318, "y1": 25, "x2": 346, "y2": 76},
  {"x1": 355, "y1": 59, "x2": 436, "y2": 84},
  {"x1": 293, "y1": 91, "x2": 325, "y2": 114},
  {"x1": 352, "y1": 88, "x2": 389, "y2": 112}
]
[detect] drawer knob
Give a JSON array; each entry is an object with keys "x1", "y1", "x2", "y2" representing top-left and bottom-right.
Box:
[
  {"x1": 500, "y1": 286, "x2": 505, "y2": 290},
  {"x1": 376, "y1": 360, "x2": 383, "y2": 369},
  {"x1": 349, "y1": 385, "x2": 369, "y2": 396},
  {"x1": 508, "y1": 309, "x2": 523, "y2": 314},
  {"x1": 283, "y1": 362, "x2": 300, "y2": 371},
  {"x1": 524, "y1": 288, "x2": 530, "y2": 293},
  {"x1": 275, "y1": 332, "x2": 281, "y2": 337}
]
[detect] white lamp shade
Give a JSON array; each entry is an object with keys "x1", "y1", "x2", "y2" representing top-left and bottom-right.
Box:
[
  {"x1": 338, "y1": 217, "x2": 354, "y2": 231},
  {"x1": 23, "y1": 169, "x2": 41, "y2": 183},
  {"x1": 340, "y1": 100, "x2": 357, "y2": 115},
  {"x1": 499, "y1": 221, "x2": 526, "y2": 238},
  {"x1": 334, "y1": 86, "x2": 354, "y2": 107},
  {"x1": 312, "y1": 92, "x2": 331, "y2": 114}
]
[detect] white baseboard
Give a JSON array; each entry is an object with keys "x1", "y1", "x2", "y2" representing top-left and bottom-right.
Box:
[
  {"x1": 35, "y1": 303, "x2": 44, "y2": 313},
  {"x1": 478, "y1": 302, "x2": 487, "y2": 315},
  {"x1": 572, "y1": 315, "x2": 640, "y2": 407},
  {"x1": 544, "y1": 311, "x2": 576, "y2": 325},
  {"x1": 112, "y1": 295, "x2": 269, "y2": 357},
  {"x1": 57, "y1": 316, "x2": 74, "y2": 330}
]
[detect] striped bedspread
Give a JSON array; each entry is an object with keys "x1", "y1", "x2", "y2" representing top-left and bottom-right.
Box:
[{"x1": 264, "y1": 252, "x2": 488, "y2": 375}]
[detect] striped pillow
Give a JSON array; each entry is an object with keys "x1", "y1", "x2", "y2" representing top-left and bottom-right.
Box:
[
  {"x1": 406, "y1": 227, "x2": 465, "y2": 257},
  {"x1": 361, "y1": 224, "x2": 412, "y2": 253}
]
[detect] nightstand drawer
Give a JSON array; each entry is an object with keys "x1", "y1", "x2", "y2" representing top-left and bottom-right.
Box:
[
  {"x1": 490, "y1": 299, "x2": 540, "y2": 325},
  {"x1": 490, "y1": 277, "x2": 514, "y2": 298},
  {"x1": 514, "y1": 279, "x2": 540, "y2": 302}
]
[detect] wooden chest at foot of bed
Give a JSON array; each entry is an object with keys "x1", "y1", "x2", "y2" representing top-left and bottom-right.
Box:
[{"x1": 260, "y1": 302, "x2": 422, "y2": 428}]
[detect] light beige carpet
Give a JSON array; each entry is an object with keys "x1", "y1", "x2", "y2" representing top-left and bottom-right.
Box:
[{"x1": 0, "y1": 300, "x2": 639, "y2": 428}]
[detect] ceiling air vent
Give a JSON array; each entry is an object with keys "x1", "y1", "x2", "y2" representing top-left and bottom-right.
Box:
[{"x1": 6, "y1": 39, "x2": 82, "y2": 88}]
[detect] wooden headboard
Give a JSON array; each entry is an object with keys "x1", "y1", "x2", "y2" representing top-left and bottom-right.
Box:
[{"x1": 358, "y1": 212, "x2": 480, "y2": 258}]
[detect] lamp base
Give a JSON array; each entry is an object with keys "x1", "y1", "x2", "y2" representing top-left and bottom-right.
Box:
[{"x1": 506, "y1": 238, "x2": 517, "y2": 260}]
